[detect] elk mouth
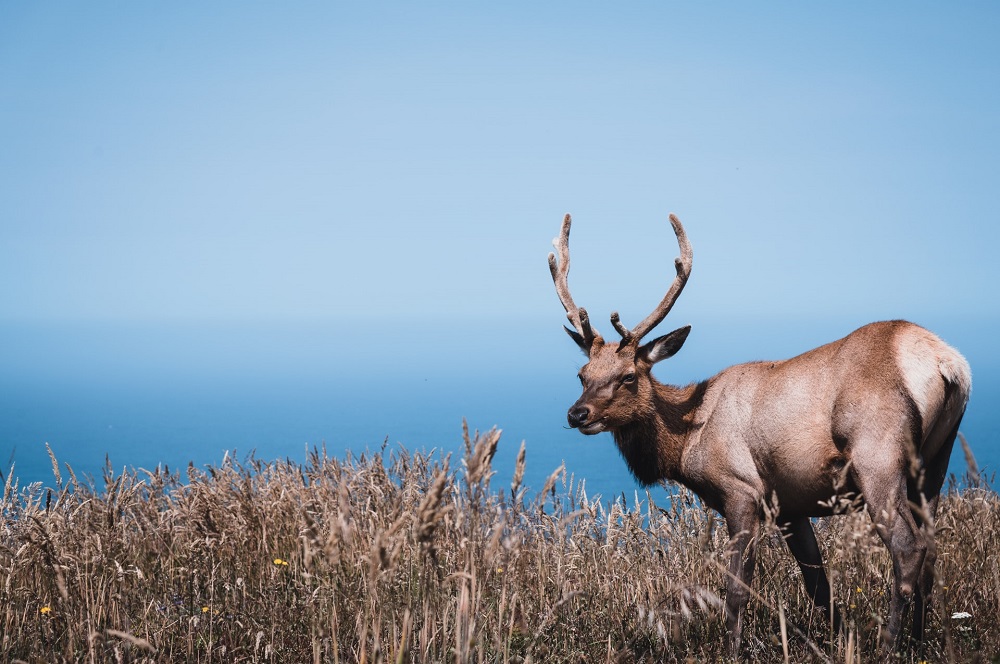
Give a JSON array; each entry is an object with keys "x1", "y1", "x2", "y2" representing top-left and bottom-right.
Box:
[{"x1": 578, "y1": 418, "x2": 607, "y2": 435}]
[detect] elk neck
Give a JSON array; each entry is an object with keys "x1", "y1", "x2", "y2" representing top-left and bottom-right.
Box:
[{"x1": 611, "y1": 379, "x2": 708, "y2": 486}]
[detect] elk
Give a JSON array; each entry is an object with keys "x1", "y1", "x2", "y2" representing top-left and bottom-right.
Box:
[{"x1": 548, "y1": 212, "x2": 971, "y2": 653}]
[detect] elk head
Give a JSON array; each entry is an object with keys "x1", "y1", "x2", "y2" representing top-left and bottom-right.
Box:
[{"x1": 547, "y1": 213, "x2": 693, "y2": 434}]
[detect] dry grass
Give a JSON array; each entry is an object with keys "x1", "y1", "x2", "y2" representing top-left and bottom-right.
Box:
[{"x1": 1, "y1": 427, "x2": 997, "y2": 663}]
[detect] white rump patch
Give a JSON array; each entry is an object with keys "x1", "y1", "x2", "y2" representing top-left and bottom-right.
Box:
[{"x1": 894, "y1": 326, "x2": 972, "y2": 447}]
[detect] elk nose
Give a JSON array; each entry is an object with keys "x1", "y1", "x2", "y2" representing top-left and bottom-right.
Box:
[{"x1": 567, "y1": 406, "x2": 590, "y2": 428}]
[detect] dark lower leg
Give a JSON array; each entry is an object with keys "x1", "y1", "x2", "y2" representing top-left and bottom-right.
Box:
[
  {"x1": 884, "y1": 506, "x2": 927, "y2": 650},
  {"x1": 911, "y1": 490, "x2": 942, "y2": 642},
  {"x1": 724, "y1": 500, "x2": 760, "y2": 656},
  {"x1": 782, "y1": 517, "x2": 841, "y2": 635}
]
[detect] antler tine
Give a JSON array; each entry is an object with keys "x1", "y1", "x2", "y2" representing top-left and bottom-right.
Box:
[
  {"x1": 617, "y1": 213, "x2": 693, "y2": 344},
  {"x1": 548, "y1": 213, "x2": 598, "y2": 343},
  {"x1": 610, "y1": 311, "x2": 632, "y2": 342}
]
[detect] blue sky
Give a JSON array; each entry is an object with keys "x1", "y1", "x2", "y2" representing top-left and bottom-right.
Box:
[
  {"x1": 2, "y1": 2, "x2": 998, "y2": 329},
  {"x1": 2, "y1": 3, "x2": 999, "y2": 488}
]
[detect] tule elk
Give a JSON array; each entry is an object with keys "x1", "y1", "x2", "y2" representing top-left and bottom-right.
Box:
[{"x1": 548, "y1": 212, "x2": 971, "y2": 654}]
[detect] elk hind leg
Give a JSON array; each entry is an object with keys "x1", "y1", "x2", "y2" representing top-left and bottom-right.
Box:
[
  {"x1": 851, "y1": 453, "x2": 926, "y2": 650},
  {"x1": 911, "y1": 419, "x2": 960, "y2": 641}
]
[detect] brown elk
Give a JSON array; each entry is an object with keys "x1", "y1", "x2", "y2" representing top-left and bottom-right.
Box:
[{"x1": 548, "y1": 212, "x2": 971, "y2": 653}]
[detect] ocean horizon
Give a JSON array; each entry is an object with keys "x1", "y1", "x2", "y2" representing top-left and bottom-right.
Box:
[{"x1": 3, "y1": 316, "x2": 996, "y2": 501}]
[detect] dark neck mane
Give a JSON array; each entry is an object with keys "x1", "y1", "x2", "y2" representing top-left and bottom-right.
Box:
[{"x1": 611, "y1": 380, "x2": 707, "y2": 486}]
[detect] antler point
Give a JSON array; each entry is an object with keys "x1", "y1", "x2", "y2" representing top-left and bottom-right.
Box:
[{"x1": 610, "y1": 311, "x2": 633, "y2": 341}]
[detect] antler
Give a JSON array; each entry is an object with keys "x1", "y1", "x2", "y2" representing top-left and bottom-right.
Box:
[
  {"x1": 611, "y1": 213, "x2": 693, "y2": 345},
  {"x1": 548, "y1": 214, "x2": 600, "y2": 346}
]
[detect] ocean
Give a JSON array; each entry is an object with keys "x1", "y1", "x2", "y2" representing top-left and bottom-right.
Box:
[{"x1": 2, "y1": 317, "x2": 996, "y2": 502}]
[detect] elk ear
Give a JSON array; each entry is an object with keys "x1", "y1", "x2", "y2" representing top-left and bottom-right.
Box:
[
  {"x1": 564, "y1": 326, "x2": 591, "y2": 355},
  {"x1": 639, "y1": 325, "x2": 691, "y2": 364}
]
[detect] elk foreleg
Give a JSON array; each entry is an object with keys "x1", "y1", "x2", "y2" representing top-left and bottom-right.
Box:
[
  {"x1": 723, "y1": 497, "x2": 760, "y2": 656},
  {"x1": 781, "y1": 517, "x2": 842, "y2": 637}
]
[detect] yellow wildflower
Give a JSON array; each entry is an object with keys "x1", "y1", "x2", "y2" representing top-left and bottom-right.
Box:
[
  {"x1": 273, "y1": 558, "x2": 289, "y2": 567},
  {"x1": 40, "y1": 606, "x2": 52, "y2": 615},
  {"x1": 856, "y1": 586, "x2": 863, "y2": 593}
]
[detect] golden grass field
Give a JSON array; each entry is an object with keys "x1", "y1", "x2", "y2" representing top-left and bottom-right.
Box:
[{"x1": 2, "y1": 426, "x2": 997, "y2": 663}]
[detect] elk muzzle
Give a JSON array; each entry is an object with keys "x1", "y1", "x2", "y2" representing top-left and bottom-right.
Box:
[{"x1": 567, "y1": 403, "x2": 605, "y2": 434}]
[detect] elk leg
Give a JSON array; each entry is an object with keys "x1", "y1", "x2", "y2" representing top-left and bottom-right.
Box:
[
  {"x1": 881, "y1": 488, "x2": 925, "y2": 650},
  {"x1": 911, "y1": 421, "x2": 958, "y2": 641},
  {"x1": 781, "y1": 517, "x2": 842, "y2": 636},
  {"x1": 851, "y1": 459, "x2": 926, "y2": 651},
  {"x1": 910, "y1": 491, "x2": 939, "y2": 642},
  {"x1": 723, "y1": 496, "x2": 760, "y2": 656}
]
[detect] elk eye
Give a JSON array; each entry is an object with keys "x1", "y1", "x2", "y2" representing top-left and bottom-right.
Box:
[
  {"x1": 621, "y1": 372, "x2": 636, "y2": 385},
  {"x1": 577, "y1": 373, "x2": 585, "y2": 385}
]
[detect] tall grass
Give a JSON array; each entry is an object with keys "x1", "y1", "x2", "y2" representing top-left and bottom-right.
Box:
[{"x1": 1, "y1": 427, "x2": 997, "y2": 662}]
